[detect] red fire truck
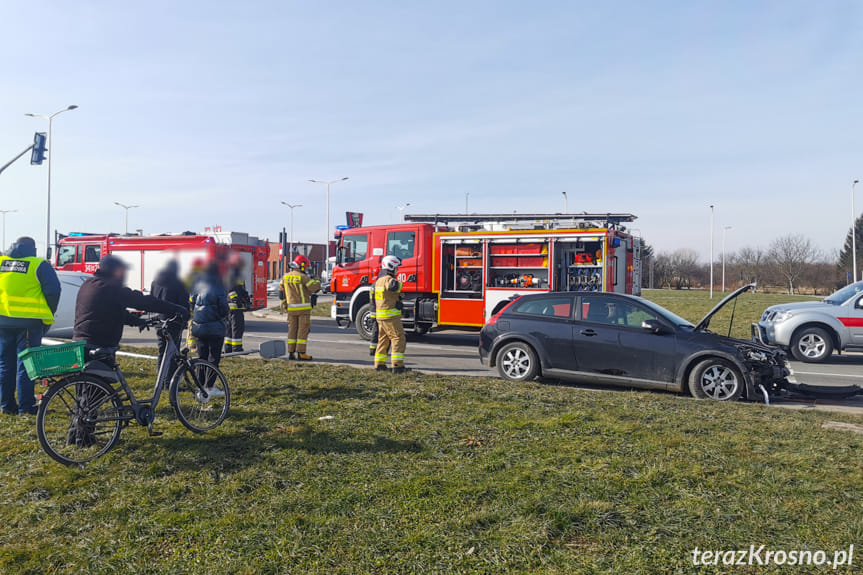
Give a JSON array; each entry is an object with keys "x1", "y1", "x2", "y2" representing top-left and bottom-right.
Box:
[
  {"x1": 330, "y1": 213, "x2": 642, "y2": 339},
  {"x1": 54, "y1": 231, "x2": 270, "y2": 310}
]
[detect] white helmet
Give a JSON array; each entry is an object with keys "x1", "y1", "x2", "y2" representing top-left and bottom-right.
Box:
[{"x1": 382, "y1": 255, "x2": 401, "y2": 272}]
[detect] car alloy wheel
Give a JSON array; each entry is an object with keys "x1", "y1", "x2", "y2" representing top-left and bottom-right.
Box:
[
  {"x1": 797, "y1": 333, "x2": 826, "y2": 359},
  {"x1": 496, "y1": 342, "x2": 540, "y2": 382},
  {"x1": 699, "y1": 364, "x2": 740, "y2": 400},
  {"x1": 501, "y1": 348, "x2": 531, "y2": 378}
]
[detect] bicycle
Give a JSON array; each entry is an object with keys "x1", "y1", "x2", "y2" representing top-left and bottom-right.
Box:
[{"x1": 36, "y1": 315, "x2": 231, "y2": 466}]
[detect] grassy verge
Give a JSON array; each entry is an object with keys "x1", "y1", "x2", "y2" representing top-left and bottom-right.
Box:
[
  {"x1": 642, "y1": 289, "x2": 819, "y2": 340},
  {"x1": 1, "y1": 357, "x2": 861, "y2": 574}
]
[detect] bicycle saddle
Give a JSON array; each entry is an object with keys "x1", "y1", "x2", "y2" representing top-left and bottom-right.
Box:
[{"x1": 87, "y1": 347, "x2": 119, "y2": 365}]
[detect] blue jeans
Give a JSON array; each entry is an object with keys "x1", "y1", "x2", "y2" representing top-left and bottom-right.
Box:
[{"x1": 0, "y1": 326, "x2": 43, "y2": 415}]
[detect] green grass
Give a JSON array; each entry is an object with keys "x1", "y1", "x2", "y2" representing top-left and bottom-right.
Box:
[
  {"x1": 1, "y1": 357, "x2": 861, "y2": 574},
  {"x1": 642, "y1": 289, "x2": 819, "y2": 340}
]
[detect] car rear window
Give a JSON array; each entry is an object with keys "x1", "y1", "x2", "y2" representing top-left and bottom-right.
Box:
[{"x1": 513, "y1": 297, "x2": 572, "y2": 319}]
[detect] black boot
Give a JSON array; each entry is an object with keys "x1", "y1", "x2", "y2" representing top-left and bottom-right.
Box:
[
  {"x1": 391, "y1": 366, "x2": 407, "y2": 374},
  {"x1": 375, "y1": 365, "x2": 388, "y2": 371},
  {"x1": 287, "y1": 352, "x2": 296, "y2": 361}
]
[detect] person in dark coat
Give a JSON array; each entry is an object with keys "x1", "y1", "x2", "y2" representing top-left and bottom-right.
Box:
[
  {"x1": 0, "y1": 237, "x2": 61, "y2": 415},
  {"x1": 150, "y1": 260, "x2": 189, "y2": 368},
  {"x1": 74, "y1": 256, "x2": 188, "y2": 351},
  {"x1": 189, "y1": 262, "x2": 229, "y2": 376}
]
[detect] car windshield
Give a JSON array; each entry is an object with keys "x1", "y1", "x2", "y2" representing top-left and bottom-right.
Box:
[
  {"x1": 824, "y1": 282, "x2": 863, "y2": 305},
  {"x1": 636, "y1": 297, "x2": 695, "y2": 328}
]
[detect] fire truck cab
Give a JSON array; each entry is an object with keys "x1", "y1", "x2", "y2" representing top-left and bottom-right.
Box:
[
  {"x1": 54, "y1": 232, "x2": 270, "y2": 310},
  {"x1": 330, "y1": 213, "x2": 641, "y2": 340}
]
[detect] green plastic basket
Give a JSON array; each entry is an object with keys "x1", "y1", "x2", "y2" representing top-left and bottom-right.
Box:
[{"x1": 18, "y1": 341, "x2": 86, "y2": 379}]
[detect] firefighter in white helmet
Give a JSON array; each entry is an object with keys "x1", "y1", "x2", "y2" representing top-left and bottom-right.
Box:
[{"x1": 373, "y1": 255, "x2": 407, "y2": 373}]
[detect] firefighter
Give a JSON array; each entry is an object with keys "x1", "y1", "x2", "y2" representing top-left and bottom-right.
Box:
[
  {"x1": 373, "y1": 255, "x2": 407, "y2": 374},
  {"x1": 280, "y1": 255, "x2": 321, "y2": 360},
  {"x1": 225, "y1": 254, "x2": 252, "y2": 354},
  {"x1": 368, "y1": 259, "x2": 381, "y2": 357}
]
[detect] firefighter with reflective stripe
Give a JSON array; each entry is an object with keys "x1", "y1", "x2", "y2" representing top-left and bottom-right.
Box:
[
  {"x1": 280, "y1": 255, "x2": 321, "y2": 360},
  {"x1": 225, "y1": 254, "x2": 252, "y2": 354},
  {"x1": 373, "y1": 255, "x2": 407, "y2": 373}
]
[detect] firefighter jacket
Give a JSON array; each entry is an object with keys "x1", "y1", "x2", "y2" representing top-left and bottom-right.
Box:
[
  {"x1": 373, "y1": 273, "x2": 403, "y2": 319},
  {"x1": 281, "y1": 270, "x2": 321, "y2": 312},
  {"x1": 228, "y1": 278, "x2": 252, "y2": 311}
]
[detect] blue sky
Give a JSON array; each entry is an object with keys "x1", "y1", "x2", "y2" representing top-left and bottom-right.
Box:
[{"x1": 1, "y1": 1, "x2": 861, "y2": 259}]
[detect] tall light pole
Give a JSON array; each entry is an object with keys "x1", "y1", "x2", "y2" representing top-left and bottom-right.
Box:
[
  {"x1": 114, "y1": 202, "x2": 139, "y2": 235},
  {"x1": 309, "y1": 177, "x2": 348, "y2": 266},
  {"x1": 25, "y1": 105, "x2": 79, "y2": 259},
  {"x1": 709, "y1": 205, "x2": 715, "y2": 299},
  {"x1": 0, "y1": 209, "x2": 17, "y2": 252},
  {"x1": 852, "y1": 178, "x2": 860, "y2": 283},
  {"x1": 465, "y1": 192, "x2": 469, "y2": 214},
  {"x1": 722, "y1": 225, "x2": 732, "y2": 293},
  {"x1": 281, "y1": 202, "x2": 302, "y2": 263},
  {"x1": 562, "y1": 191, "x2": 568, "y2": 213}
]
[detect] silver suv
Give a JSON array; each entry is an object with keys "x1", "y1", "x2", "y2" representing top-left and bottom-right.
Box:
[{"x1": 754, "y1": 282, "x2": 863, "y2": 363}]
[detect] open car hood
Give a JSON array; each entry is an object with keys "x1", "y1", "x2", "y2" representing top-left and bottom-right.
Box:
[{"x1": 693, "y1": 283, "x2": 756, "y2": 333}]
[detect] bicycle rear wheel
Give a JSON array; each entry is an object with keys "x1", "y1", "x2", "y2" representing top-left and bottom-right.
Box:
[
  {"x1": 169, "y1": 359, "x2": 230, "y2": 432},
  {"x1": 36, "y1": 376, "x2": 123, "y2": 466}
]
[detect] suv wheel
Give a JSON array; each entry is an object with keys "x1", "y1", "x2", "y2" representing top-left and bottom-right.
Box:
[
  {"x1": 496, "y1": 342, "x2": 539, "y2": 382},
  {"x1": 688, "y1": 358, "x2": 744, "y2": 401},
  {"x1": 790, "y1": 327, "x2": 833, "y2": 363}
]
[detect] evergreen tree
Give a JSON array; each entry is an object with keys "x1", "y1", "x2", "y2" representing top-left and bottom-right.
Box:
[{"x1": 837, "y1": 214, "x2": 863, "y2": 282}]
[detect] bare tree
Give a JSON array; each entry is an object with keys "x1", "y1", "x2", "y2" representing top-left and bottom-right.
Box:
[
  {"x1": 768, "y1": 234, "x2": 821, "y2": 294},
  {"x1": 669, "y1": 249, "x2": 699, "y2": 290},
  {"x1": 734, "y1": 246, "x2": 766, "y2": 291}
]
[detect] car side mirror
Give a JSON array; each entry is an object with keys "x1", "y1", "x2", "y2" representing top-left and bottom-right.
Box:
[{"x1": 642, "y1": 319, "x2": 669, "y2": 335}]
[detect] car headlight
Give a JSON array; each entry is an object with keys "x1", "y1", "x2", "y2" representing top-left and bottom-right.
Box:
[
  {"x1": 772, "y1": 310, "x2": 794, "y2": 323},
  {"x1": 744, "y1": 349, "x2": 769, "y2": 362}
]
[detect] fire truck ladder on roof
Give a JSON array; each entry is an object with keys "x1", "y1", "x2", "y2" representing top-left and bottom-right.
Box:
[{"x1": 403, "y1": 213, "x2": 637, "y2": 231}]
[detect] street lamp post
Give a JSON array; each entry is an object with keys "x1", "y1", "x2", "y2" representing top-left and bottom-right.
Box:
[
  {"x1": 280, "y1": 202, "x2": 302, "y2": 267},
  {"x1": 851, "y1": 180, "x2": 860, "y2": 283},
  {"x1": 114, "y1": 202, "x2": 139, "y2": 235},
  {"x1": 562, "y1": 191, "x2": 568, "y2": 213},
  {"x1": 308, "y1": 177, "x2": 348, "y2": 266},
  {"x1": 0, "y1": 209, "x2": 17, "y2": 252},
  {"x1": 25, "y1": 105, "x2": 79, "y2": 259},
  {"x1": 722, "y1": 225, "x2": 732, "y2": 293},
  {"x1": 395, "y1": 202, "x2": 411, "y2": 223},
  {"x1": 709, "y1": 205, "x2": 715, "y2": 299},
  {"x1": 465, "y1": 192, "x2": 469, "y2": 214}
]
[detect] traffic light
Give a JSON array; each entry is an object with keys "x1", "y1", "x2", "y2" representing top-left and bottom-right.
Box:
[{"x1": 30, "y1": 132, "x2": 47, "y2": 165}]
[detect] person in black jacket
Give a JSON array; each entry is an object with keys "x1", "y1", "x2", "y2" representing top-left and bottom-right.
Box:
[
  {"x1": 189, "y1": 262, "x2": 229, "y2": 374},
  {"x1": 74, "y1": 256, "x2": 189, "y2": 352},
  {"x1": 150, "y1": 260, "x2": 189, "y2": 369}
]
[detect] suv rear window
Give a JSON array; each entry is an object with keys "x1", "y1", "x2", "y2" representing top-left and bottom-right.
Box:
[{"x1": 513, "y1": 297, "x2": 572, "y2": 319}]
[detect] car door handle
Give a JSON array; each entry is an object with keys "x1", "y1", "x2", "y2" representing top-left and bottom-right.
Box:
[{"x1": 580, "y1": 329, "x2": 597, "y2": 337}]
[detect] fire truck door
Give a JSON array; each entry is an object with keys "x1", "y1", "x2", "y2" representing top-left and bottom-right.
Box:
[{"x1": 386, "y1": 230, "x2": 417, "y2": 289}]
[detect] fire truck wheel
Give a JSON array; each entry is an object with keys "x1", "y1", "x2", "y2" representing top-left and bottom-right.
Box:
[
  {"x1": 355, "y1": 303, "x2": 375, "y2": 341},
  {"x1": 496, "y1": 341, "x2": 540, "y2": 382},
  {"x1": 414, "y1": 324, "x2": 431, "y2": 335}
]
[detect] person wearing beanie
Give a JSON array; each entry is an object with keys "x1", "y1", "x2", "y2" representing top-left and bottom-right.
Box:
[
  {"x1": 0, "y1": 236, "x2": 60, "y2": 415},
  {"x1": 73, "y1": 255, "x2": 189, "y2": 352}
]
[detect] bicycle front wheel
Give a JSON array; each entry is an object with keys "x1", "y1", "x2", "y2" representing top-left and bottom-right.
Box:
[
  {"x1": 169, "y1": 359, "x2": 230, "y2": 432},
  {"x1": 37, "y1": 376, "x2": 123, "y2": 466}
]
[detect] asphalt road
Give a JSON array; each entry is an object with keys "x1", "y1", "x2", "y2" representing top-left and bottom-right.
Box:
[{"x1": 116, "y1": 297, "x2": 863, "y2": 413}]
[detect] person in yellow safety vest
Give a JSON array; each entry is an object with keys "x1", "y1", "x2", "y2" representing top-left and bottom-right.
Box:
[
  {"x1": 373, "y1": 255, "x2": 407, "y2": 374},
  {"x1": 280, "y1": 254, "x2": 321, "y2": 361},
  {"x1": 0, "y1": 237, "x2": 61, "y2": 415},
  {"x1": 225, "y1": 254, "x2": 252, "y2": 354}
]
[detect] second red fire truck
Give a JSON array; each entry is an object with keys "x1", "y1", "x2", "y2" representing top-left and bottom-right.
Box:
[
  {"x1": 54, "y1": 231, "x2": 270, "y2": 310},
  {"x1": 330, "y1": 213, "x2": 642, "y2": 339}
]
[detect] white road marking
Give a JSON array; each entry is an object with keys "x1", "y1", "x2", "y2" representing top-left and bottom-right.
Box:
[{"x1": 793, "y1": 371, "x2": 863, "y2": 379}]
